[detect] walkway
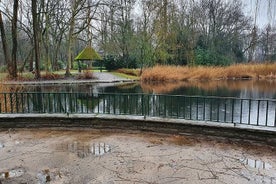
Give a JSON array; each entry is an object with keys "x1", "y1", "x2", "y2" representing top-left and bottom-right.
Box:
[{"x1": 2, "y1": 72, "x2": 137, "y2": 85}]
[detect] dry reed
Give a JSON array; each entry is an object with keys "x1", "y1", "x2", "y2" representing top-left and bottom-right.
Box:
[{"x1": 141, "y1": 63, "x2": 276, "y2": 82}]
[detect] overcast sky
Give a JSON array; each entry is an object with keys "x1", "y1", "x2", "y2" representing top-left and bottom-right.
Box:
[{"x1": 243, "y1": 0, "x2": 276, "y2": 27}]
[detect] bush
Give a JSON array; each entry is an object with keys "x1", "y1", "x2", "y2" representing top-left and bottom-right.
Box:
[
  {"x1": 195, "y1": 48, "x2": 231, "y2": 66},
  {"x1": 73, "y1": 61, "x2": 88, "y2": 70},
  {"x1": 0, "y1": 65, "x2": 7, "y2": 73},
  {"x1": 75, "y1": 71, "x2": 94, "y2": 80},
  {"x1": 103, "y1": 55, "x2": 137, "y2": 71}
]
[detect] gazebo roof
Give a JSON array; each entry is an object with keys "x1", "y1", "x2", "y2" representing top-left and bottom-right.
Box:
[{"x1": 74, "y1": 46, "x2": 102, "y2": 61}]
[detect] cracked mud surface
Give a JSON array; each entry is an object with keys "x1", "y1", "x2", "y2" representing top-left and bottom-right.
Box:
[{"x1": 0, "y1": 129, "x2": 276, "y2": 184}]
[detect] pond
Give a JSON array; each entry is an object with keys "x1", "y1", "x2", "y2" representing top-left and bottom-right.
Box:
[
  {"x1": 15, "y1": 80, "x2": 276, "y2": 99},
  {"x1": 1, "y1": 80, "x2": 276, "y2": 127}
]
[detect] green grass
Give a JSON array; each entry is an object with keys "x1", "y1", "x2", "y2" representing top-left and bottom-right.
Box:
[{"x1": 111, "y1": 72, "x2": 139, "y2": 80}]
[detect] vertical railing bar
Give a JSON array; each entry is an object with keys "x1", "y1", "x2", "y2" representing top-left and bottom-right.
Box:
[
  {"x1": 257, "y1": 100, "x2": 260, "y2": 126},
  {"x1": 177, "y1": 96, "x2": 179, "y2": 119},
  {"x1": 108, "y1": 94, "x2": 111, "y2": 114},
  {"x1": 63, "y1": 93, "x2": 66, "y2": 113},
  {"x1": 10, "y1": 93, "x2": 13, "y2": 113},
  {"x1": 189, "y1": 97, "x2": 192, "y2": 120},
  {"x1": 47, "y1": 93, "x2": 50, "y2": 113},
  {"x1": 164, "y1": 95, "x2": 166, "y2": 118},
  {"x1": 4, "y1": 93, "x2": 7, "y2": 113},
  {"x1": 21, "y1": 93, "x2": 24, "y2": 113},
  {"x1": 118, "y1": 94, "x2": 121, "y2": 115},
  {"x1": 240, "y1": 99, "x2": 243, "y2": 124},
  {"x1": 170, "y1": 95, "x2": 173, "y2": 117},
  {"x1": 86, "y1": 93, "x2": 89, "y2": 113},
  {"x1": 59, "y1": 93, "x2": 62, "y2": 113},
  {"x1": 27, "y1": 93, "x2": 30, "y2": 113},
  {"x1": 113, "y1": 94, "x2": 116, "y2": 115},
  {"x1": 103, "y1": 94, "x2": 106, "y2": 114},
  {"x1": 196, "y1": 98, "x2": 199, "y2": 120},
  {"x1": 274, "y1": 101, "x2": 276, "y2": 127},
  {"x1": 15, "y1": 93, "x2": 19, "y2": 113},
  {"x1": 183, "y1": 96, "x2": 186, "y2": 119},
  {"x1": 248, "y1": 99, "x2": 251, "y2": 125},
  {"x1": 42, "y1": 93, "x2": 45, "y2": 113},
  {"x1": 203, "y1": 97, "x2": 206, "y2": 121},
  {"x1": 210, "y1": 98, "x2": 213, "y2": 121},
  {"x1": 231, "y1": 99, "x2": 235, "y2": 123},
  {"x1": 217, "y1": 98, "x2": 219, "y2": 122},
  {"x1": 265, "y1": 100, "x2": 269, "y2": 126},
  {"x1": 91, "y1": 93, "x2": 94, "y2": 113},
  {"x1": 97, "y1": 94, "x2": 100, "y2": 114},
  {"x1": 224, "y1": 99, "x2": 227, "y2": 122}
]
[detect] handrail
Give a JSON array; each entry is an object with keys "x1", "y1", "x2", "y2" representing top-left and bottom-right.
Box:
[{"x1": 0, "y1": 92, "x2": 275, "y2": 127}]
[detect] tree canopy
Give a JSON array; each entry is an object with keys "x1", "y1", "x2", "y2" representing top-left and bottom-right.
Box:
[{"x1": 0, "y1": 0, "x2": 276, "y2": 78}]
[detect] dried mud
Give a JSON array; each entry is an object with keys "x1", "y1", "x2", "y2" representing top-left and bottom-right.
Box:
[{"x1": 0, "y1": 129, "x2": 276, "y2": 184}]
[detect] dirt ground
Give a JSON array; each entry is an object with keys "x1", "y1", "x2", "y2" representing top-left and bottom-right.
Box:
[{"x1": 0, "y1": 128, "x2": 276, "y2": 184}]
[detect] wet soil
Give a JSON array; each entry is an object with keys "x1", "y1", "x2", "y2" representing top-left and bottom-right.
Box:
[{"x1": 0, "y1": 129, "x2": 275, "y2": 184}]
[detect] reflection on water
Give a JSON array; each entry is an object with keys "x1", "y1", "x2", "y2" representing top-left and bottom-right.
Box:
[
  {"x1": 240, "y1": 158, "x2": 273, "y2": 170},
  {"x1": 141, "y1": 80, "x2": 276, "y2": 98},
  {"x1": 0, "y1": 168, "x2": 24, "y2": 179},
  {"x1": 58, "y1": 141, "x2": 111, "y2": 158},
  {"x1": 37, "y1": 169, "x2": 51, "y2": 184},
  {"x1": 8, "y1": 80, "x2": 276, "y2": 99}
]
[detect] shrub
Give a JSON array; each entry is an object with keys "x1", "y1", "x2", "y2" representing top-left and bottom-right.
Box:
[
  {"x1": 103, "y1": 55, "x2": 137, "y2": 71},
  {"x1": 75, "y1": 71, "x2": 94, "y2": 80}
]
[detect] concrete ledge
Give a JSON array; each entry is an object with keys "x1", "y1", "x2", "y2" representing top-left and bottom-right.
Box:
[{"x1": 0, "y1": 113, "x2": 276, "y2": 146}]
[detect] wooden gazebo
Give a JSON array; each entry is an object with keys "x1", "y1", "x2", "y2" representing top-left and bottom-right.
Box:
[{"x1": 74, "y1": 46, "x2": 102, "y2": 72}]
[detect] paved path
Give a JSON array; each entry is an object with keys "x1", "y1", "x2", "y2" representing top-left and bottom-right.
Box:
[{"x1": 2, "y1": 72, "x2": 138, "y2": 85}]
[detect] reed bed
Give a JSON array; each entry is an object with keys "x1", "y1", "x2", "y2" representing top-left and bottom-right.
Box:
[{"x1": 141, "y1": 63, "x2": 276, "y2": 82}]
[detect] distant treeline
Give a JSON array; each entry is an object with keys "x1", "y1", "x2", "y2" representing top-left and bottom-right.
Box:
[{"x1": 0, "y1": 0, "x2": 276, "y2": 79}]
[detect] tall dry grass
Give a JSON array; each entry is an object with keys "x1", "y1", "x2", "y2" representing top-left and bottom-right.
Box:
[{"x1": 141, "y1": 63, "x2": 276, "y2": 82}]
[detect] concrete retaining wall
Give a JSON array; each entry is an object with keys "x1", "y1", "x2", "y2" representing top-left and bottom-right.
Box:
[{"x1": 0, "y1": 113, "x2": 276, "y2": 146}]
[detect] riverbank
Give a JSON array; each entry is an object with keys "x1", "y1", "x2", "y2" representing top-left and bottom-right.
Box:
[
  {"x1": 0, "y1": 72, "x2": 138, "y2": 86},
  {"x1": 141, "y1": 63, "x2": 276, "y2": 82}
]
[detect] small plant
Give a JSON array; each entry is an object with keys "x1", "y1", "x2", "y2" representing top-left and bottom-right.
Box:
[
  {"x1": 41, "y1": 73, "x2": 64, "y2": 80},
  {"x1": 75, "y1": 71, "x2": 94, "y2": 80}
]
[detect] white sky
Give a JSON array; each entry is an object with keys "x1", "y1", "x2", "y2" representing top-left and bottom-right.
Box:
[{"x1": 243, "y1": 0, "x2": 276, "y2": 27}]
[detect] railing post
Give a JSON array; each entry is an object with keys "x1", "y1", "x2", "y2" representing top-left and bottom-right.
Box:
[
  {"x1": 203, "y1": 97, "x2": 206, "y2": 121},
  {"x1": 217, "y1": 98, "x2": 220, "y2": 122},
  {"x1": 248, "y1": 99, "x2": 251, "y2": 125},
  {"x1": 257, "y1": 100, "x2": 260, "y2": 126},
  {"x1": 4, "y1": 93, "x2": 7, "y2": 113},
  {"x1": 231, "y1": 99, "x2": 235, "y2": 123},
  {"x1": 224, "y1": 99, "x2": 227, "y2": 122},
  {"x1": 142, "y1": 94, "x2": 144, "y2": 117},
  {"x1": 274, "y1": 102, "x2": 276, "y2": 127},
  {"x1": 210, "y1": 98, "x2": 213, "y2": 121},
  {"x1": 265, "y1": 100, "x2": 269, "y2": 126},
  {"x1": 240, "y1": 99, "x2": 243, "y2": 124}
]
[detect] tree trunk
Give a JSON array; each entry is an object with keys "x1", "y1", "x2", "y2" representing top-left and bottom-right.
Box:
[
  {"x1": 32, "y1": 0, "x2": 41, "y2": 79},
  {"x1": 0, "y1": 11, "x2": 11, "y2": 67},
  {"x1": 11, "y1": 0, "x2": 19, "y2": 78}
]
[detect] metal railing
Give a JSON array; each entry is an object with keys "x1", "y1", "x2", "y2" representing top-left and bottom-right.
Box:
[{"x1": 0, "y1": 92, "x2": 275, "y2": 127}]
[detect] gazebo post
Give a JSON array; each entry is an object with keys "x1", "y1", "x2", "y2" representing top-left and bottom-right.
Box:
[{"x1": 77, "y1": 60, "x2": 81, "y2": 73}]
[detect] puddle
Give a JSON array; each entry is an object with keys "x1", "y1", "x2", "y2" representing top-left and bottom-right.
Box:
[
  {"x1": 240, "y1": 158, "x2": 273, "y2": 170},
  {"x1": 37, "y1": 169, "x2": 63, "y2": 184},
  {"x1": 0, "y1": 168, "x2": 24, "y2": 179},
  {"x1": 37, "y1": 169, "x2": 51, "y2": 184},
  {"x1": 91, "y1": 143, "x2": 111, "y2": 156},
  {"x1": 58, "y1": 141, "x2": 111, "y2": 158},
  {"x1": 0, "y1": 143, "x2": 4, "y2": 149}
]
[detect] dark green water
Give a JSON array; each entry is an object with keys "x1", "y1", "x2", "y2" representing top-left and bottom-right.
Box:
[{"x1": 21, "y1": 80, "x2": 276, "y2": 99}]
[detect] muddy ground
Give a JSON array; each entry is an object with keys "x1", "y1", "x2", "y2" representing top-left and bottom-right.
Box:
[{"x1": 0, "y1": 128, "x2": 276, "y2": 184}]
